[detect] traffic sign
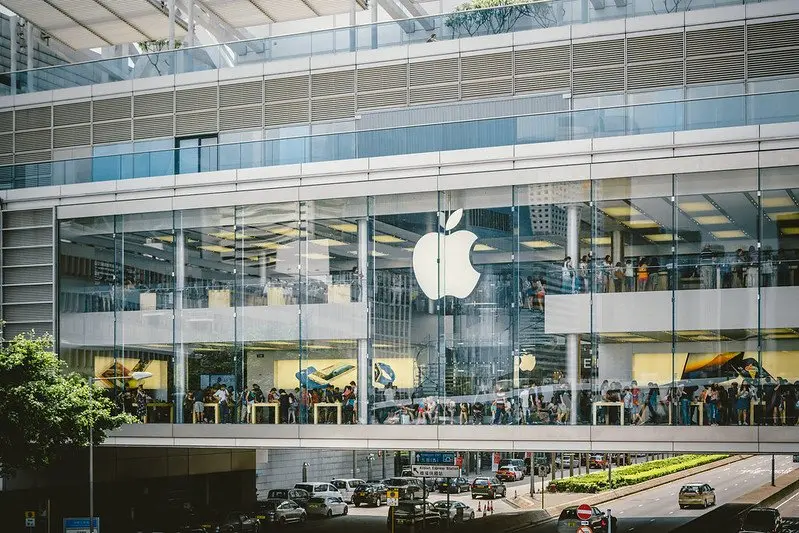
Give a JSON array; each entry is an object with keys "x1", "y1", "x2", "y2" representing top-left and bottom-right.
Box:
[
  {"x1": 64, "y1": 517, "x2": 100, "y2": 533},
  {"x1": 410, "y1": 464, "x2": 461, "y2": 478},
  {"x1": 577, "y1": 526, "x2": 593, "y2": 533},
  {"x1": 413, "y1": 452, "x2": 455, "y2": 465},
  {"x1": 25, "y1": 511, "x2": 36, "y2": 519},
  {"x1": 387, "y1": 489, "x2": 400, "y2": 507},
  {"x1": 25, "y1": 518, "x2": 35, "y2": 528},
  {"x1": 576, "y1": 504, "x2": 592, "y2": 521}
]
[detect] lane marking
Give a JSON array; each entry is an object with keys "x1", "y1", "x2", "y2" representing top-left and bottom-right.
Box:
[{"x1": 777, "y1": 490, "x2": 799, "y2": 509}]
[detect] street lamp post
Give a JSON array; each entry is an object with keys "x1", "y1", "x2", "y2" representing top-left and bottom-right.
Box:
[{"x1": 88, "y1": 371, "x2": 152, "y2": 533}]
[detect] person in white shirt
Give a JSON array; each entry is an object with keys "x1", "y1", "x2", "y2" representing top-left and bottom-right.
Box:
[
  {"x1": 519, "y1": 387, "x2": 530, "y2": 424},
  {"x1": 213, "y1": 385, "x2": 229, "y2": 423}
]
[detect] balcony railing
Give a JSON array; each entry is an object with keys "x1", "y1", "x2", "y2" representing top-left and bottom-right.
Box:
[{"x1": 1, "y1": 0, "x2": 769, "y2": 96}]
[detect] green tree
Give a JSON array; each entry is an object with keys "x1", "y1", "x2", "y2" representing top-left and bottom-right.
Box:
[
  {"x1": 0, "y1": 333, "x2": 136, "y2": 478},
  {"x1": 445, "y1": 0, "x2": 563, "y2": 37}
]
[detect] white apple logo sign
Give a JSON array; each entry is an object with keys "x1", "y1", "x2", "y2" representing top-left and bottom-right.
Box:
[{"x1": 412, "y1": 208, "x2": 480, "y2": 300}]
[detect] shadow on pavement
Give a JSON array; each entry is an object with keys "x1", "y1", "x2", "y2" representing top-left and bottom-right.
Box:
[{"x1": 670, "y1": 503, "x2": 752, "y2": 533}]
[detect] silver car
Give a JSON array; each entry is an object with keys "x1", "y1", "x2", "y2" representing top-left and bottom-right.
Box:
[
  {"x1": 431, "y1": 501, "x2": 476, "y2": 523},
  {"x1": 306, "y1": 496, "x2": 349, "y2": 518},
  {"x1": 255, "y1": 499, "x2": 307, "y2": 525}
]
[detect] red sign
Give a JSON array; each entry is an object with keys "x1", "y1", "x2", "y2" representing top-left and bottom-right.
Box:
[
  {"x1": 576, "y1": 504, "x2": 592, "y2": 521},
  {"x1": 455, "y1": 456, "x2": 463, "y2": 467},
  {"x1": 577, "y1": 526, "x2": 593, "y2": 533}
]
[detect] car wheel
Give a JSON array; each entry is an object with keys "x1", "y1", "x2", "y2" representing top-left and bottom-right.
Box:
[
  {"x1": 355, "y1": 502, "x2": 360, "y2": 507},
  {"x1": 469, "y1": 513, "x2": 475, "y2": 520},
  {"x1": 343, "y1": 506, "x2": 348, "y2": 516},
  {"x1": 679, "y1": 505, "x2": 684, "y2": 509},
  {"x1": 327, "y1": 510, "x2": 333, "y2": 518},
  {"x1": 490, "y1": 491, "x2": 495, "y2": 499},
  {"x1": 471, "y1": 494, "x2": 476, "y2": 500},
  {"x1": 300, "y1": 514, "x2": 306, "y2": 524},
  {"x1": 279, "y1": 517, "x2": 286, "y2": 525}
]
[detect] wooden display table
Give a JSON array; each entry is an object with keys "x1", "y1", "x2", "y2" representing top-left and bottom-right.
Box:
[
  {"x1": 314, "y1": 402, "x2": 343, "y2": 424},
  {"x1": 592, "y1": 401, "x2": 625, "y2": 425},
  {"x1": 197, "y1": 402, "x2": 220, "y2": 424},
  {"x1": 208, "y1": 289, "x2": 231, "y2": 308},
  {"x1": 251, "y1": 402, "x2": 280, "y2": 424},
  {"x1": 328, "y1": 284, "x2": 352, "y2": 303},
  {"x1": 267, "y1": 286, "x2": 286, "y2": 306},
  {"x1": 139, "y1": 292, "x2": 157, "y2": 311}
]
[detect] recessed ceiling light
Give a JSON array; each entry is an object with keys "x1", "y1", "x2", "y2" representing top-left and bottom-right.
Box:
[
  {"x1": 781, "y1": 227, "x2": 799, "y2": 235},
  {"x1": 198, "y1": 245, "x2": 234, "y2": 253},
  {"x1": 694, "y1": 215, "x2": 729, "y2": 225},
  {"x1": 622, "y1": 337, "x2": 656, "y2": 342},
  {"x1": 711, "y1": 230, "x2": 747, "y2": 239},
  {"x1": 373, "y1": 234, "x2": 404, "y2": 243},
  {"x1": 254, "y1": 242, "x2": 287, "y2": 250},
  {"x1": 644, "y1": 234, "x2": 679, "y2": 242},
  {"x1": 271, "y1": 227, "x2": 304, "y2": 237},
  {"x1": 301, "y1": 253, "x2": 330, "y2": 260},
  {"x1": 621, "y1": 219, "x2": 661, "y2": 229},
  {"x1": 582, "y1": 237, "x2": 612, "y2": 245},
  {"x1": 210, "y1": 230, "x2": 251, "y2": 240},
  {"x1": 766, "y1": 333, "x2": 799, "y2": 339},
  {"x1": 155, "y1": 235, "x2": 174, "y2": 243},
  {"x1": 328, "y1": 223, "x2": 358, "y2": 233},
  {"x1": 473, "y1": 244, "x2": 496, "y2": 252},
  {"x1": 602, "y1": 333, "x2": 641, "y2": 338},
  {"x1": 601, "y1": 206, "x2": 641, "y2": 218},
  {"x1": 310, "y1": 238, "x2": 347, "y2": 247},
  {"x1": 677, "y1": 330, "x2": 710, "y2": 336},
  {"x1": 688, "y1": 335, "x2": 730, "y2": 341},
  {"x1": 762, "y1": 197, "x2": 795, "y2": 208},
  {"x1": 680, "y1": 201, "x2": 716, "y2": 213},
  {"x1": 520, "y1": 240, "x2": 559, "y2": 248}
]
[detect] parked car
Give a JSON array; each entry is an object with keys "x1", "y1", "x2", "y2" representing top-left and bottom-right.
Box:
[
  {"x1": 293, "y1": 482, "x2": 342, "y2": 500},
  {"x1": 554, "y1": 454, "x2": 580, "y2": 469},
  {"x1": 678, "y1": 483, "x2": 716, "y2": 509},
  {"x1": 498, "y1": 458, "x2": 526, "y2": 472},
  {"x1": 211, "y1": 512, "x2": 260, "y2": 533},
  {"x1": 384, "y1": 477, "x2": 426, "y2": 499},
  {"x1": 496, "y1": 466, "x2": 523, "y2": 482},
  {"x1": 793, "y1": 454, "x2": 799, "y2": 463},
  {"x1": 254, "y1": 499, "x2": 306, "y2": 527},
  {"x1": 431, "y1": 501, "x2": 476, "y2": 523},
  {"x1": 525, "y1": 456, "x2": 552, "y2": 476},
  {"x1": 332, "y1": 478, "x2": 366, "y2": 503},
  {"x1": 589, "y1": 454, "x2": 609, "y2": 469},
  {"x1": 437, "y1": 477, "x2": 471, "y2": 494},
  {"x1": 557, "y1": 506, "x2": 616, "y2": 533},
  {"x1": 353, "y1": 483, "x2": 388, "y2": 507},
  {"x1": 306, "y1": 496, "x2": 349, "y2": 518},
  {"x1": 740, "y1": 507, "x2": 782, "y2": 533},
  {"x1": 388, "y1": 500, "x2": 441, "y2": 531},
  {"x1": 266, "y1": 488, "x2": 310, "y2": 508},
  {"x1": 470, "y1": 476, "x2": 506, "y2": 499}
]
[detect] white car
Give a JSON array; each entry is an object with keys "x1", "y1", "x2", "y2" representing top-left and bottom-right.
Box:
[
  {"x1": 294, "y1": 482, "x2": 342, "y2": 500},
  {"x1": 431, "y1": 501, "x2": 476, "y2": 523},
  {"x1": 306, "y1": 496, "x2": 349, "y2": 518},
  {"x1": 332, "y1": 478, "x2": 366, "y2": 503}
]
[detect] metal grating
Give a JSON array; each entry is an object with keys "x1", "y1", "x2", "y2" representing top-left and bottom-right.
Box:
[
  {"x1": 627, "y1": 32, "x2": 683, "y2": 63},
  {"x1": 311, "y1": 95, "x2": 355, "y2": 121},
  {"x1": 14, "y1": 151, "x2": 51, "y2": 164},
  {"x1": 15, "y1": 130, "x2": 52, "y2": 152},
  {"x1": 134, "y1": 116, "x2": 174, "y2": 139},
  {"x1": 3, "y1": 227, "x2": 52, "y2": 247},
  {"x1": 93, "y1": 120, "x2": 132, "y2": 144},
  {"x1": 462, "y1": 52, "x2": 512, "y2": 80},
  {"x1": 2, "y1": 303, "x2": 53, "y2": 322},
  {"x1": 687, "y1": 26, "x2": 744, "y2": 57},
  {"x1": 220, "y1": 105, "x2": 263, "y2": 131},
  {"x1": 410, "y1": 84, "x2": 459, "y2": 105},
  {"x1": 311, "y1": 70, "x2": 356, "y2": 98},
  {"x1": 747, "y1": 19, "x2": 799, "y2": 51},
  {"x1": 220, "y1": 80, "x2": 263, "y2": 108},
  {"x1": 515, "y1": 45, "x2": 570, "y2": 75},
  {"x1": 3, "y1": 285, "x2": 53, "y2": 304},
  {"x1": 573, "y1": 39, "x2": 624, "y2": 69},
  {"x1": 515, "y1": 72, "x2": 571, "y2": 94},
  {"x1": 357, "y1": 89, "x2": 408, "y2": 110},
  {"x1": 0, "y1": 111, "x2": 12, "y2": 133},
  {"x1": 0, "y1": 155, "x2": 11, "y2": 165},
  {"x1": 15, "y1": 107, "x2": 51, "y2": 131},
  {"x1": 53, "y1": 101, "x2": 91, "y2": 126},
  {"x1": 0, "y1": 133, "x2": 12, "y2": 154},
  {"x1": 748, "y1": 49, "x2": 799, "y2": 79},
  {"x1": 176, "y1": 86, "x2": 218, "y2": 112},
  {"x1": 3, "y1": 246, "x2": 53, "y2": 266},
  {"x1": 3, "y1": 323, "x2": 49, "y2": 338},
  {"x1": 3, "y1": 265, "x2": 51, "y2": 284},
  {"x1": 265, "y1": 100, "x2": 309, "y2": 126},
  {"x1": 93, "y1": 97, "x2": 131, "y2": 122},
  {"x1": 134, "y1": 91, "x2": 175, "y2": 117},
  {"x1": 687, "y1": 54, "x2": 744, "y2": 84},
  {"x1": 462, "y1": 78, "x2": 513, "y2": 99},
  {"x1": 627, "y1": 60, "x2": 684, "y2": 90},
  {"x1": 265, "y1": 76, "x2": 310, "y2": 102},
  {"x1": 357, "y1": 64, "x2": 408, "y2": 92},
  {"x1": 53, "y1": 125, "x2": 91, "y2": 148},
  {"x1": 572, "y1": 67, "x2": 625, "y2": 95},
  {"x1": 4, "y1": 209, "x2": 51, "y2": 228},
  {"x1": 410, "y1": 58, "x2": 459, "y2": 86},
  {"x1": 175, "y1": 111, "x2": 218, "y2": 136}
]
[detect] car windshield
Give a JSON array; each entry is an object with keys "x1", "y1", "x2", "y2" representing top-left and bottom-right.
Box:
[
  {"x1": 385, "y1": 479, "x2": 410, "y2": 487},
  {"x1": 397, "y1": 502, "x2": 424, "y2": 513},
  {"x1": 743, "y1": 511, "x2": 776, "y2": 530},
  {"x1": 295, "y1": 484, "x2": 314, "y2": 493},
  {"x1": 681, "y1": 486, "x2": 701, "y2": 493},
  {"x1": 559, "y1": 509, "x2": 578, "y2": 519},
  {"x1": 473, "y1": 479, "x2": 489, "y2": 486},
  {"x1": 309, "y1": 497, "x2": 326, "y2": 504},
  {"x1": 268, "y1": 490, "x2": 288, "y2": 499},
  {"x1": 433, "y1": 501, "x2": 453, "y2": 508},
  {"x1": 261, "y1": 501, "x2": 280, "y2": 511},
  {"x1": 332, "y1": 481, "x2": 347, "y2": 489},
  {"x1": 356, "y1": 484, "x2": 372, "y2": 491}
]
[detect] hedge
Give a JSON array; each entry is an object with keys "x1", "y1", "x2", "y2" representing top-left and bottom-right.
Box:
[{"x1": 548, "y1": 454, "x2": 728, "y2": 493}]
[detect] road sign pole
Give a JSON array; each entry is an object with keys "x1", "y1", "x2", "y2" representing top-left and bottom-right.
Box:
[{"x1": 607, "y1": 508, "x2": 613, "y2": 533}]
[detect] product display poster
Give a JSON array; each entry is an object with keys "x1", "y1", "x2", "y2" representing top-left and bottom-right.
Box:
[
  {"x1": 93, "y1": 356, "x2": 167, "y2": 390},
  {"x1": 632, "y1": 351, "x2": 799, "y2": 384},
  {"x1": 274, "y1": 358, "x2": 415, "y2": 390}
]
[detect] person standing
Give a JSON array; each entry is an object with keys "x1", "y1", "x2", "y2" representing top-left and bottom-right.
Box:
[
  {"x1": 562, "y1": 257, "x2": 575, "y2": 294},
  {"x1": 136, "y1": 385, "x2": 150, "y2": 423},
  {"x1": 278, "y1": 389, "x2": 290, "y2": 424},
  {"x1": 636, "y1": 258, "x2": 648, "y2": 292},
  {"x1": 213, "y1": 384, "x2": 229, "y2": 423},
  {"x1": 625, "y1": 259, "x2": 635, "y2": 292}
]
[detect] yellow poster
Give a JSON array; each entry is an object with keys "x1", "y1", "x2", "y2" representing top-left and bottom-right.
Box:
[
  {"x1": 93, "y1": 355, "x2": 168, "y2": 390},
  {"x1": 632, "y1": 351, "x2": 799, "y2": 384},
  {"x1": 274, "y1": 358, "x2": 416, "y2": 390}
]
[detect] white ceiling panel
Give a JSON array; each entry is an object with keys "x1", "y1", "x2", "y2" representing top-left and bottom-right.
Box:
[
  {"x1": 203, "y1": 0, "x2": 272, "y2": 27},
  {"x1": 257, "y1": 0, "x2": 316, "y2": 21}
]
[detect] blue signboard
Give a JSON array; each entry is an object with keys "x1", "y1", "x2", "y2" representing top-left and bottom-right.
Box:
[
  {"x1": 64, "y1": 517, "x2": 100, "y2": 533},
  {"x1": 414, "y1": 452, "x2": 455, "y2": 465}
]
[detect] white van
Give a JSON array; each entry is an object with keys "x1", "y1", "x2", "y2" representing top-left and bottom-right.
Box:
[
  {"x1": 331, "y1": 478, "x2": 366, "y2": 503},
  {"x1": 294, "y1": 482, "x2": 342, "y2": 501}
]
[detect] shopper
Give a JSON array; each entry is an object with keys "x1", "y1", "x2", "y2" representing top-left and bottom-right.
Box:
[
  {"x1": 135, "y1": 385, "x2": 150, "y2": 423},
  {"x1": 636, "y1": 258, "x2": 648, "y2": 292},
  {"x1": 562, "y1": 257, "x2": 574, "y2": 294},
  {"x1": 213, "y1": 384, "x2": 230, "y2": 423}
]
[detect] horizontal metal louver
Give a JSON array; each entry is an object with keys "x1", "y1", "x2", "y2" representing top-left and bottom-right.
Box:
[
  {"x1": 3, "y1": 265, "x2": 51, "y2": 284},
  {"x1": 134, "y1": 116, "x2": 173, "y2": 139},
  {"x1": 220, "y1": 80, "x2": 263, "y2": 108},
  {"x1": 515, "y1": 72, "x2": 571, "y2": 94},
  {"x1": 15, "y1": 130, "x2": 51, "y2": 152},
  {"x1": 3, "y1": 247, "x2": 53, "y2": 266},
  {"x1": 265, "y1": 100, "x2": 309, "y2": 126},
  {"x1": 2, "y1": 303, "x2": 53, "y2": 322},
  {"x1": 176, "y1": 86, "x2": 218, "y2": 112},
  {"x1": 573, "y1": 39, "x2": 624, "y2": 69},
  {"x1": 3, "y1": 323, "x2": 51, "y2": 338},
  {"x1": 3, "y1": 227, "x2": 52, "y2": 247},
  {"x1": 14, "y1": 151, "x2": 52, "y2": 164},
  {"x1": 311, "y1": 95, "x2": 355, "y2": 121},
  {"x1": 357, "y1": 89, "x2": 408, "y2": 110},
  {"x1": 461, "y1": 78, "x2": 512, "y2": 99},
  {"x1": 134, "y1": 91, "x2": 174, "y2": 117},
  {"x1": 4, "y1": 209, "x2": 51, "y2": 228},
  {"x1": 53, "y1": 101, "x2": 91, "y2": 126},
  {"x1": 265, "y1": 76, "x2": 309, "y2": 102},
  {"x1": 687, "y1": 54, "x2": 744, "y2": 84},
  {"x1": 410, "y1": 84, "x2": 459, "y2": 104},
  {"x1": 748, "y1": 19, "x2": 799, "y2": 51},
  {"x1": 53, "y1": 125, "x2": 91, "y2": 148},
  {"x1": 410, "y1": 58, "x2": 459, "y2": 86},
  {"x1": 357, "y1": 64, "x2": 407, "y2": 92},
  {"x1": 311, "y1": 70, "x2": 355, "y2": 98},
  {"x1": 0, "y1": 155, "x2": 11, "y2": 165},
  {"x1": 514, "y1": 45, "x2": 570, "y2": 75},
  {"x1": 462, "y1": 52, "x2": 512, "y2": 80},
  {"x1": 748, "y1": 49, "x2": 799, "y2": 78},
  {"x1": 93, "y1": 97, "x2": 131, "y2": 122},
  {"x1": 628, "y1": 60, "x2": 683, "y2": 89},
  {"x1": 175, "y1": 110, "x2": 218, "y2": 136},
  {"x1": 627, "y1": 32, "x2": 683, "y2": 63},
  {"x1": 687, "y1": 26, "x2": 743, "y2": 57},
  {"x1": 0, "y1": 133, "x2": 12, "y2": 154},
  {"x1": 220, "y1": 105, "x2": 263, "y2": 131},
  {"x1": 572, "y1": 67, "x2": 625, "y2": 95},
  {"x1": 93, "y1": 120, "x2": 131, "y2": 144},
  {"x1": 3, "y1": 285, "x2": 53, "y2": 304},
  {"x1": 15, "y1": 107, "x2": 51, "y2": 130},
  {"x1": 0, "y1": 111, "x2": 12, "y2": 133}
]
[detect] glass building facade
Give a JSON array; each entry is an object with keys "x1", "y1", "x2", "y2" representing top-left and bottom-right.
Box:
[{"x1": 57, "y1": 166, "x2": 799, "y2": 428}]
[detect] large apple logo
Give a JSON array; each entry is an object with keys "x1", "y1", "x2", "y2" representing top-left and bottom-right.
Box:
[{"x1": 412, "y1": 208, "x2": 480, "y2": 299}]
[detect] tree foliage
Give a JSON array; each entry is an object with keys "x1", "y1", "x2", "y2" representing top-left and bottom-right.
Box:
[
  {"x1": 445, "y1": 0, "x2": 563, "y2": 36},
  {"x1": 0, "y1": 333, "x2": 136, "y2": 478}
]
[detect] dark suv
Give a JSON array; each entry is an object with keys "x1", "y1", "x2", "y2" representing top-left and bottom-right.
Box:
[
  {"x1": 740, "y1": 507, "x2": 783, "y2": 533},
  {"x1": 437, "y1": 477, "x2": 470, "y2": 494},
  {"x1": 384, "y1": 477, "x2": 426, "y2": 499},
  {"x1": 470, "y1": 477, "x2": 506, "y2": 499},
  {"x1": 353, "y1": 483, "x2": 388, "y2": 507},
  {"x1": 266, "y1": 488, "x2": 310, "y2": 508},
  {"x1": 387, "y1": 500, "x2": 441, "y2": 531}
]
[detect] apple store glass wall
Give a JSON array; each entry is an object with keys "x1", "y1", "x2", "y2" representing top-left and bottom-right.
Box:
[{"x1": 57, "y1": 167, "x2": 799, "y2": 426}]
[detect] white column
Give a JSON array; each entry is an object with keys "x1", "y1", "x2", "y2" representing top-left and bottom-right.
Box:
[
  {"x1": 10, "y1": 15, "x2": 18, "y2": 93},
  {"x1": 349, "y1": 0, "x2": 357, "y2": 52},
  {"x1": 370, "y1": 0, "x2": 378, "y2": 49},
  {"x1": 174, "y1": 229, "x2": 186, "y2": 422},
  {"x1": 566, "y1": 204, "x2": 581, "y2": 425},
  {"x1": 357, "y1": 218, "x2": 369, "y2": 424},
  {"x1": 612, "y1": 230, "x2": 623, "y2": 265},
  {"x1": 25, "y1": 22, "x2": 34, "y2": 92},
  {"x1": 168, "y1": 0, "x2": 176, "y2": 50},
  {"x1": 186, "y1": 0, "x2": 195, "y2": 47}
]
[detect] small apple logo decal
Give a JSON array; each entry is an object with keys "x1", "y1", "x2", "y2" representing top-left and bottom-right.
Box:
[
  {"x1": 412, "y1": 208, "x2": 480, "y2": 300},
  {"x1": 518, "y1": 354, "x2": 537, "y2": 372}
]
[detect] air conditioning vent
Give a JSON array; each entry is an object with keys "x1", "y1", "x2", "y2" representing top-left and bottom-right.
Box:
[
  {"x1": 93, "y1": 120, "x2": 132, "y2": 144},
  {"x1": 53, "y1": 125, "x2": 91, "y2": 148},
  {"x1": 134, "y1": 91, "x2": 175, "y2": 117},
  {"x1": 93, "y1": 97, "x2": 131, "y2": 122},
  {"x1": 220, "y1": 80, "x2": 263, "y2": 107},
  {"x1": 134, "y1": 115, "x2": 174, "y2": 139},
  {"x1": 410, "y1": 83, "x2": 459, "y2": 104},
  {"x1": 0, "y1": 111, "x2": 12, "y2": 133},
  {"x1": 175, "y1": 110, "x2": 218, "y2": 136},
  {"x1": 357, "y1": 89, "x2": 408, "y2": 110},
  {"x1": 176, "y1": 86, "x2": 218, "y2": 112},
  {"x1": 0, "y1": 133, "x2": 12, "y2": 154},
  {"x1": 515, "y1": 45, "x2": 570, "y2": 75},
  {"x1": 573, "y1": 39, "x2": 624, "y2": 69},
  {"x1": 53, "y1": 101, "x2": 91, "y2": 126},
  {"x1": 15, "y1": 130, "x2": 52, "y2": 152},
  {"x1": 462, "y1": 51, "x2": 512, "y2": 80},
  {"x1": 357, "y1": 64, "x2": 408, "y2": 92},
  {"x1": 312, "y1": 70, "x2": 355, "y2": 98},
  {"x1": 220, "y1": 105, "x2": 263, "y2": 131},
  {"x1": 2, "y1": 303, "x2": 53, "y2": 322},
  {"x1": 410, "y1": 58, "x2": 459, "y2": 86},
  {"x1": 3, "y1": 227, "x2": 52, "y2": 247},
  {"x1": 628, "y1": 32, "x2": 683, "y2": 63},
  {"x1": 265, "y1": 76, "x2": 310, "y2": 102},
  {"x1": 3, "y1": 285, "x2": 53, "y2": 304},
  {"x1": 462, "y1": 77, "x2": 512, "y2": 99},
  {"x1": 3, "y1": 247, "x2": 53, "y2": 266},
  {"x1": 687, "y1": 54, "x2": 744, "y2": 84},
  {"x1": 572, "y1": 67, "x2": 625, "y2": 94},
  {"x1": 515, "y1": 72, "x2": 571, "y2": 94},
  {"x1": 628, "y1": 60, "x2": 683, "y2": 90},
  {"x1": 687, "y1": 26, "x2": 743, "y2": 57},
  {"x1": 748, "y1": 49, "x2": 799, "y2": 78},
  {"x1": 15, "y1": 106, "x2": 51, "y2": 131},
  {"x1": 3, "y1": 265, "x2": 51, "y2": 284},
  {"x1": 747, "y1": 19, "x2": 799, "y2": 51},
  {"x1": 15, "y1": 150, "x2": 52, "y2": 164},
  {"x1": 311, "y1": 95, "x2": 355, "y2": 121},
  {"x1": 4, "y1": 209, "x2": 51, "y2": 228},
  {"x1": 265, "y1": 100, "x2": 309, "y2": 126}
]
